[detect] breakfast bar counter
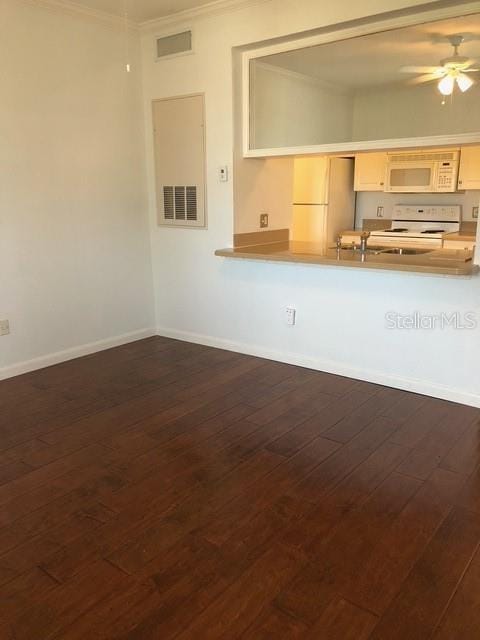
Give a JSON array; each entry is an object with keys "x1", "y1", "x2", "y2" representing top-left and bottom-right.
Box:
[{"x1": 215, "y1": 242, "x2": 478, "y2": 277}]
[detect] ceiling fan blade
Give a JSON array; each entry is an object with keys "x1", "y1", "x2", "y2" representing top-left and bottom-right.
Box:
[
  {"x1": 462, "y1": 58, "x2": 478, "y2": 68},
  {"x1": 399, "y1": 66, "x2": 443, "y2": 74},
  {"x1": 407, "y1": 73, "x2": 440, "y2": 85},
  {"x1": 464, "y1": 68, "x2": 480, "y2": 73}
]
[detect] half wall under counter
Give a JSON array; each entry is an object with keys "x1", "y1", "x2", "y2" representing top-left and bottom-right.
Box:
[{"x1": 215, "y1": 241, "x2": 478, "y2": 277}]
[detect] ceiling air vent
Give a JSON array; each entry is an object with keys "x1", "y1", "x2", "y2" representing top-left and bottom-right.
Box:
[{"x1": 156, "y1": 31, "x2": 193, "y2": 60}]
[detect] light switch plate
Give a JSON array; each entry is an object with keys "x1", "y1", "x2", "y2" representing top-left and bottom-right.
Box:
[
  {"x1": 377, "y1": 206, "x2": 384, "y2": 218},
  {"x1": 473, "y1": 206, "x2": 479, "y2": 220},
  {"x1": 0, "y1": 320, "x2": 10, "y2": 336},
  {"x1": 218, "y1": 166, "x2": 229, "y2": 182},
  {"x1": 260, "y1": 213, "x2": 269, "y2": 228},
  {"x1": 286, "y1": 307, "x2": 296, "y2": 326}
]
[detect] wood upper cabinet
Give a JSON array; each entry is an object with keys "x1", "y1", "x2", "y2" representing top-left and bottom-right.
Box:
[
  {"x1": 458, "y1": 146, "x2": 480, "y2": 190},
  {"x1": 354, "y1": 152, "x2": 388, "y2": 191}
]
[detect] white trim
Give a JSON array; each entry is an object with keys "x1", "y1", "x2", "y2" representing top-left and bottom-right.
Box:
[
  {"x1": 0, "y1": 328, "x2": 156, "y2": 381},
  {"x1": 244, "y1": 134, "x2": 480, "y2": 159},
  {"x1": 23, "y1": 0, "x2": 271, "y2": 28},
  {"x1": 156, "y1": 326, "x2": 480, "y2": 408},
  {"x1": 243, "y1": 2, "x2": 480, "y2": 62},
  {"x1": 140, "y1": 0, "x2": 272, "y2": 30},
  {"x1": 476, "y1": 202, "x2": 480, "y2": 266},
  {"x1": 243, "y1": 0, "x2": 480, "y2": 156},
  {"x1": 242, "y1": 49, "x2": 252, "y2": 157},
  {"x1": 19, "y1": 0, "x2": 138, "y2": 29}
]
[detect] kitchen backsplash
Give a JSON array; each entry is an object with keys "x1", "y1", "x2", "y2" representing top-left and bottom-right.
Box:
[{"x1": 355, "y1": 190, "x2": 480, "y2": 229}]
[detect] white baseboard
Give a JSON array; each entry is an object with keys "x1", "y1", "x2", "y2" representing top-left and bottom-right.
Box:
[
  {"x1": 157, "y1": 326, "x2": 480, "y2": 409},
  {"x1": 0, "y1": 328, "x2": 156, "y2": 381},
  {"x1": 3, "y1": 324, "x2": 477, "y2": 409}
]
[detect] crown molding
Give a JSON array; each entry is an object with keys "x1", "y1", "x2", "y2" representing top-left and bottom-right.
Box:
[
  {"x1": 19, "y1": 0, "x2": 138, "y2": 30},
  {"x1": 20, "y1": 0, "x2": 272, "y2": 31},
  {"x1": 140, "y1": 0, "x2": 272, "y2": 32}
]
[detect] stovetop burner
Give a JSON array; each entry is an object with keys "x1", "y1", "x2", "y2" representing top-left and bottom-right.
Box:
[{"x1": 369, "y1": 205, "x2": 461, "y2": 242}]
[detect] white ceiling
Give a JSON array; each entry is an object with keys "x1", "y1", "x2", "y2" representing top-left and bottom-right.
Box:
[
  {"x1": 259, "y1": 13, "x2": 480, "y2": 90},
  {"x1": 72, "y1": 0, "x2": 217, "y2": 23}
]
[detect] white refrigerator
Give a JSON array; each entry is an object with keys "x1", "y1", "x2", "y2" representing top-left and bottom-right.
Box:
[{"x1": 292, "y1": 156, "x2": 355, "y2": 246}]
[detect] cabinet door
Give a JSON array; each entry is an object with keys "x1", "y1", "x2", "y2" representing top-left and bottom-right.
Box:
[
  {"x1": 354, "y1": 153, "x2": 388, "y2": 191},
  {"x1": 458, "y1": 146, "x2": 480, "y2": 190}
]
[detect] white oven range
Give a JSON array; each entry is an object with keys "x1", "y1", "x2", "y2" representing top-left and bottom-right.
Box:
[{"x1": 369, "y1": 205, "x2": 461, "y2": 249}]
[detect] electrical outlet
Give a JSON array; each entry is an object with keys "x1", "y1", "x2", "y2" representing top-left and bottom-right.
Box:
[
  {"x1": 0, "y1": 320, "x2": 10, "y2": 336},
  {"x1": 473, "y1": 206, "x2": 479, "y2": 220},
  {"x1": 260, "y1": 213, "x2": 269, "y2": 228},
  {"x1": 377, "y1": 206, "x2": 385, "y2": 218},
  {"x1": 286, "y1": 307, "x2": 296, "y2": 326},
  {"x1": 218, "y1": 166, "x2": 229, "y2": 182}
]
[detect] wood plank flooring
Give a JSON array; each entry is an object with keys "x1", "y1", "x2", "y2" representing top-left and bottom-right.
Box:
[{"x1": 0, "y1": 336, "x2": 479, "y2": 639}]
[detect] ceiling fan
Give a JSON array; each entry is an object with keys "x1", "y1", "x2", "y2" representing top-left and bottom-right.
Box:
[{"x1": 400, "y1": 35, "x2": 479, "y2": 96}]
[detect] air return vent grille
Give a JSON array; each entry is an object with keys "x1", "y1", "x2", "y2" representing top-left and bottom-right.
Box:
[
  {"x1": 154, "y1": 95, "x2": 206, "y2": 228},
  {"x1": 163, "y1": 186, "x2": 174, "y2": 220},
  {"x1": 156, "y1": 31, "x2": 192, "y2": 60},
  {"x1": 162, "y1": 186, "x2": 198, "y2": 222},
  {"x1": 388, "y1": 152, "x2": 458, "y2": 163},
  {"x1": 174, "y1": 186, "x2": 186, "y2": 220},
  {"x1": 186, "y1": 187, "x2": 198, "y2": 221}
]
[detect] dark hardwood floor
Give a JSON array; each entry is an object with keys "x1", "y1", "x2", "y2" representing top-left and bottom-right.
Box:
[{"x1": 0, "y1": 336, "x2": 479, "y2": 639}]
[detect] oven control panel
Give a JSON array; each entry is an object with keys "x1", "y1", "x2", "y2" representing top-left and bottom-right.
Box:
[{"x1": 393, "y1": 205, "x2": 461, "y2": 222}]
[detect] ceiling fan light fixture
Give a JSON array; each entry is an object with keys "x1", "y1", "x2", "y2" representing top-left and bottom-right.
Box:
[
  {"x1": 404, "y1": 34, "x2": 477, "y2": 96},
  {"x1": 438, "y1": 74, "x2": 455, "y2": 96},
  {"x1": 456, "y1": 73, "x2": 474, "y2": 92}
]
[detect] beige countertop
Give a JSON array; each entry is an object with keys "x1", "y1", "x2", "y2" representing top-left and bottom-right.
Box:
[
  {"x1": 215, "y1": 242, "x2": 478, "y2": 277},
  {"x1": 443, "y1": 231, "x2": 477, "y2": 242}
]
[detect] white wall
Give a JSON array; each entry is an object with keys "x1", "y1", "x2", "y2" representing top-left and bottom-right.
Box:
[
  {"x1": 142, "y1": 0, "x2": 480, "y2": 408},
  {"x1": 233, "y1": 156, "x2": 294, "y2": 234},
  {"x1": 0, "y1": 1, "x2": 154, "y2": 376},
  {"x1": 352, "y1": 81, "x2": 480, "y2": 142},
  {"x1": 252, "y1": 63, "x2": 353, "y2": 149}
]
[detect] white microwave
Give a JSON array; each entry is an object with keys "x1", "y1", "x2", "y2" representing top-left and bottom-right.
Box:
[{"x1": 385, "y1": 150, "x2": 460, "y2": 193}]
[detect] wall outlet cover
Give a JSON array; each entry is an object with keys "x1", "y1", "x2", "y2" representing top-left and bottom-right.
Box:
[
  {"x1": 260, "y1": 213, "x2": 269, "y2": 228},
  {"x1": 377, "y1": 206, "x2": 384, "y2": 218},
  {"x1": 473, "y1": 206, "x2": 479, "y2": 220},
  {"x1": 286, "y1": 307, "x2": 296, "y2": 326}
]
